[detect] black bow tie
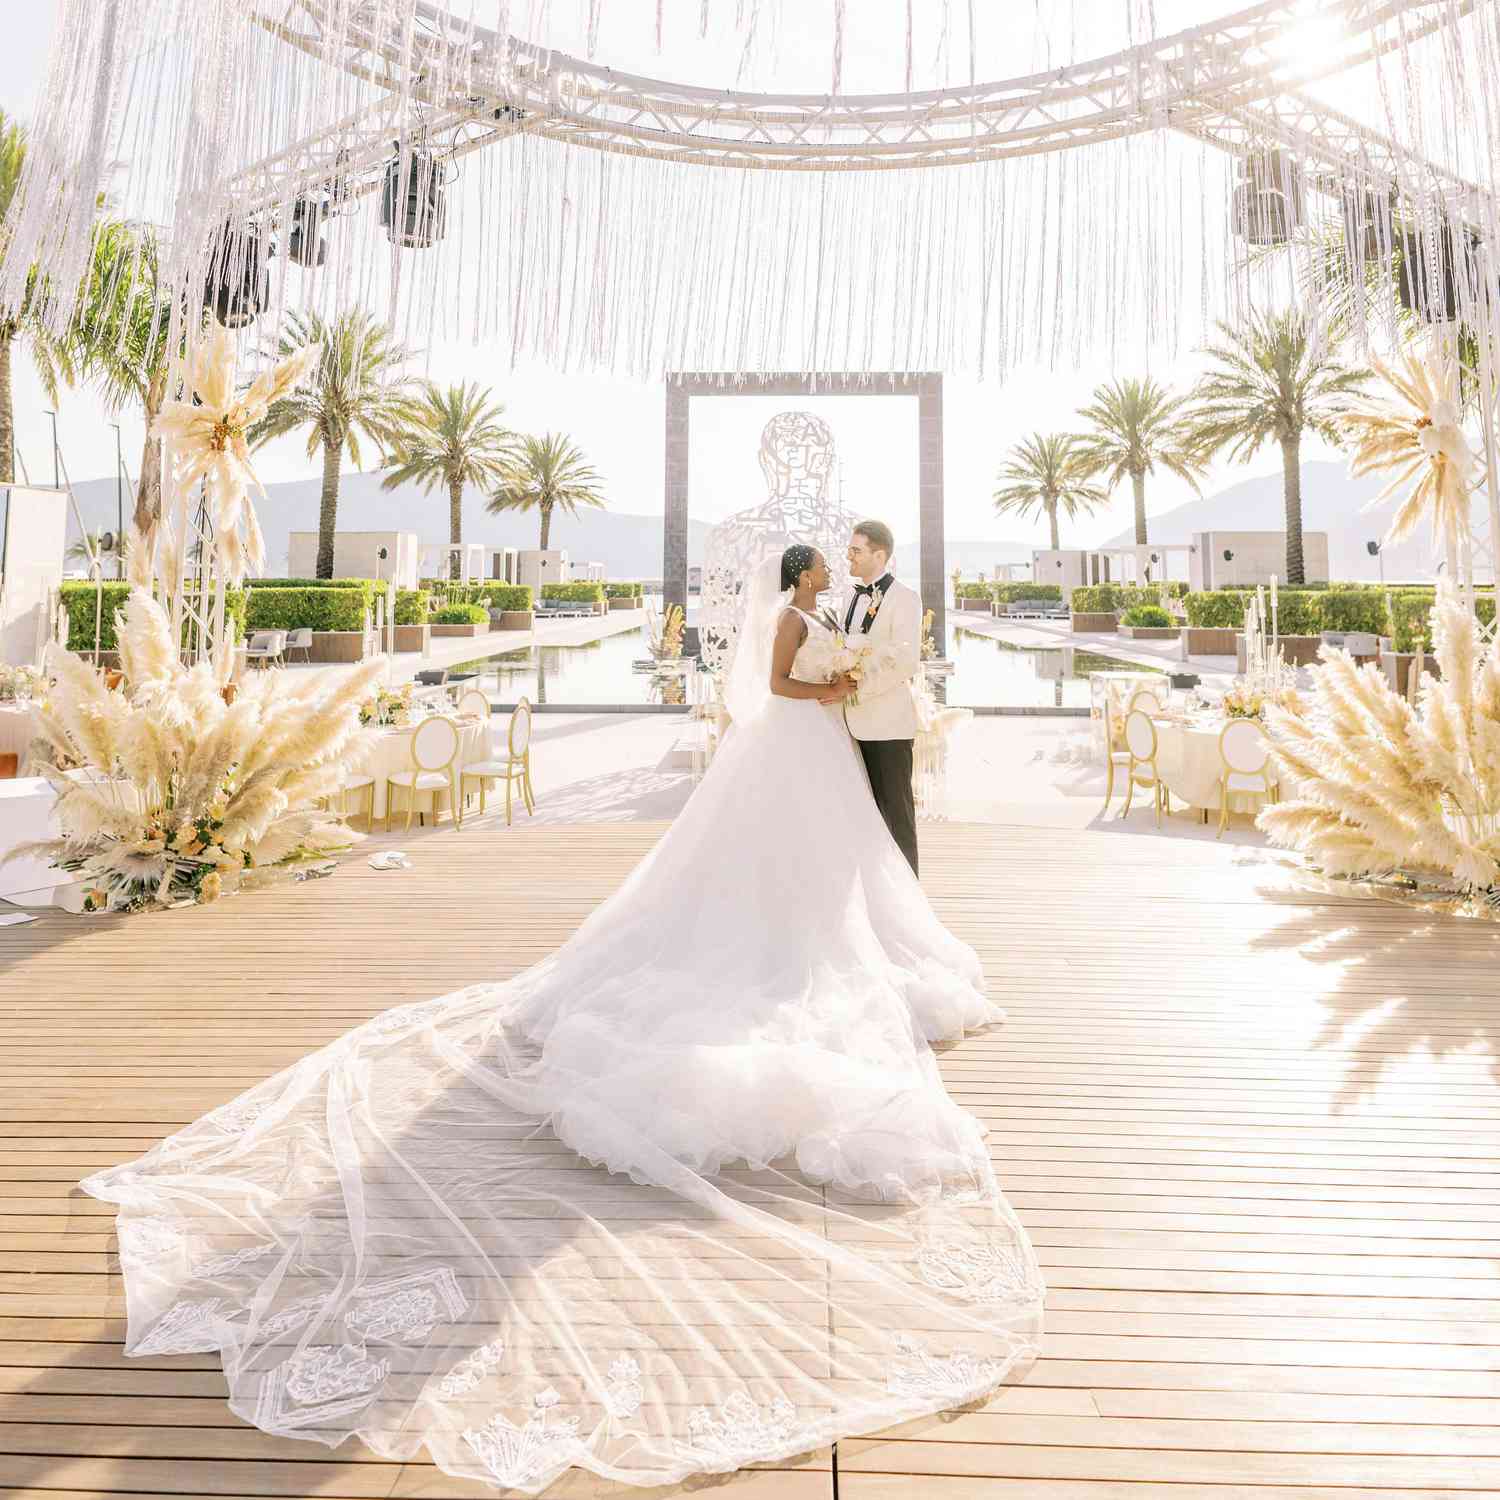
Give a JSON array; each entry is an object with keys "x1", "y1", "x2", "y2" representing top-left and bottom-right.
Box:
[{"x1": 852, "y1": 583, "x2": 875, "y2": 596}]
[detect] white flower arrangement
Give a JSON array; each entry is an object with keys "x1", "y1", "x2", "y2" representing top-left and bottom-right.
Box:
[{"x1": 0, "y1": 663, "x2": 45, "y2": 703}]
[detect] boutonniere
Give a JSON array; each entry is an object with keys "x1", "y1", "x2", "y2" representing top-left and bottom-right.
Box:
[{"x1": 865, "y1": 585, "x2": 885, "y2": 621}]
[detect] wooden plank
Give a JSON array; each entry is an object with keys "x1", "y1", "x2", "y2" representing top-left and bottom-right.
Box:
[{"x1": 5, "y1": 820, "x2": 1499, "y2": 1498}]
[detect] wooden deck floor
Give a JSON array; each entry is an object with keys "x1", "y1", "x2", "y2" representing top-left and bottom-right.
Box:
[{"x1": 3, "y1": 820, "x2": 1500, "y2": 1499}]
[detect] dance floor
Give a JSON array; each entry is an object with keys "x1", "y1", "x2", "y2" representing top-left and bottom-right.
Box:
[{"x1": 3, "y1": 821, "x2": 1499, "y2": 1498}]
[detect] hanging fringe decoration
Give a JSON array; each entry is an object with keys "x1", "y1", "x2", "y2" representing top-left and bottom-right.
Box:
[{"x1": 0, "y1": 0, "x2": 1495, "y2": 386}]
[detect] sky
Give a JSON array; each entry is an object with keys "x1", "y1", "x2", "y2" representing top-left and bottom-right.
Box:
[{"x1": 1, "y1": 0, "x2": 1371, "y2": 554}]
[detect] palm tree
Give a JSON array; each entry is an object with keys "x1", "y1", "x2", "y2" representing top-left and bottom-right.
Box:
[
  {"x1": 487, "y1": 432, "x2": 606, "y2": 551},
  {"x1": 1185, "y1": 310, "x2": 1369, "y2": 584},
  {"x1": 248, "y1": 309, "x2": 411, "y2": 578},
  {"x1": 383, "y1": 381, "x2": 514, "y2": 579},
  {"x1": 992, "y1": 432, "x2": 1110, "y2": 550},
  {"x1": 70, "y1": 219, "x2": 173, "y2": 543},
  {"x1": 0, "y1": 110, "x2": 73, "y2": 484},
  {"x1": 1073, "y1": 377, "x2": 1205, "y2": 545}
]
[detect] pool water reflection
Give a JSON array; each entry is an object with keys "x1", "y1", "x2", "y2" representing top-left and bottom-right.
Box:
[
  {"x1": 941, "y1": 626, "x2": 1164, "y2": 709},
  {"x1": 449, "y1": 620, "x2": 1163, "y2": 709},
  {"x1": 455, "y1": 627, "x2": 711, "y2": 707}
]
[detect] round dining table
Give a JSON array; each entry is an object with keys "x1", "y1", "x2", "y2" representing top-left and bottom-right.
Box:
[
  {"x1": 1150, "y1": 714, "x2": 1283, "y2": 822},
  {"x1": 357, "y1": 714, "x2": 494, "y2": 822}
]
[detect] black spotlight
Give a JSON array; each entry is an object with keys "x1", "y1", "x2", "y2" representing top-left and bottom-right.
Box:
[
  {"x1": 381, "y1": 146, "x2": 447, "y2": 249},
  {"x1": 1232, "y1": 148, "x2": 1304, "y2": 246},
  {"x1": 287, "y1": 198, "x2": 328, "y2": 268},
  {"x1": 1396, "y1": 218, "x2": 1482, "y2": 324},
  {"x1": 203, "y1": 222, "x2": 269, "y2": 328}
]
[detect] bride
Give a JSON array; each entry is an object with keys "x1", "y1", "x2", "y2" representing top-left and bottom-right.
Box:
[{"x1": 83, "y1": 544, "x2": 1044, "y2": 1494}]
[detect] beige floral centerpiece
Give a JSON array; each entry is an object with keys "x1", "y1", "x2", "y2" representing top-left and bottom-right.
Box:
[
  {"x1": 1259, "y1": 586, "x2": 1500, "y2": 909},
  {"x1": 1341, "y1": 340, "x2": 1479, "y2": 572},
  {"x1": 9, "y1": 323, "x2": 384, "y2": 913}
]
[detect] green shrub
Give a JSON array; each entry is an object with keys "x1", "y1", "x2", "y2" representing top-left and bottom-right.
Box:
[
  {"x1": 1121, "y1": 604, "x2": 1173, "y2": 628},
  {"x1": 1184, "y1": 590, "x2": 1248, "y2": 627},
  {"x1": 992, "y1": 583, "x2": 1062, "y2": 603},
  {"x1": 955, "y1": 582, "x2": 992, "y2": 601},
  {"x1": 1318, "y1": 589, "x2": 1390, "y2": 634},
  {"x1": 431, "y1": 603, "x2": 489, "y2": 625},
  {"x1": 541, "y1": 582, "x2": 605, "y2": 603},
  {"x1": 1273, "y1": 591, "x2": 1323, "y2": 635},
  {"x1": 394, "y1": 590, "x2": 430, "y2": 626},
  {"x1": 1069, "y1": 585, "x2": 1120, "y2": 613},
  {"x1": 62, "y1": 583, "x2": 245, "y2": 651},
  {"x1": 425, "y1": 582, "x2": 534, "y2": 612},
  {"x1": 604, "y1": 582, "x2": 644, "y2": 599},
  {"x1": 245, "y1": 586, "x2": 370, "y2": 632},
  {"x1": 246, "y1": 577, "x2": 374, "y2": 589}
]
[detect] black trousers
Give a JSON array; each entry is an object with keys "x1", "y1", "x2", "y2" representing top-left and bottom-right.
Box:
[{"x1": 858, "y1": 738, "x2": 918, "y2": 876}]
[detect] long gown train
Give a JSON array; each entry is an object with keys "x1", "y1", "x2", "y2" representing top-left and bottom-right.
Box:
[{"x1": 82, "y1": 652, "x2": 1044, "y2": 1493}]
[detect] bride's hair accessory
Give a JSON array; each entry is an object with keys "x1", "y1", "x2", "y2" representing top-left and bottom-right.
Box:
[{"x1": 780, "y1": 544, "x2": 819, "y2": 590}]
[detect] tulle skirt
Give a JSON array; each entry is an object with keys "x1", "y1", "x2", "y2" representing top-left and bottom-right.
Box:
[{"x1": 82, "y1": 695, "x2": 1043, "y2": 1493}]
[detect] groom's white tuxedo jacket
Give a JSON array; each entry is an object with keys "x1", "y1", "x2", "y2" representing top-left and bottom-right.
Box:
[{"x1": 839, "y1": 576, "x2": 922, "y2": 742}]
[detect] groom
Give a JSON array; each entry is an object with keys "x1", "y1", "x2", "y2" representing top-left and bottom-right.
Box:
[{"x1": 839, "y1": 520, "x2": 922, "y2": 875}]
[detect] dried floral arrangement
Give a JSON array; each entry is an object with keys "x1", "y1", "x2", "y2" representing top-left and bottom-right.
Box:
[
  {"x1": 1341, "y1": 342, "x2": 1478, "y2": 562},
  {"x1": 13, "y1": 592, "x2": 382, "y2": 912},
  {"x1": 659, "y1": 604, "x2": 685, "y2": 659},
  {"x1": 4, "y1": 324, "x2": 383, "y2": 913},
  {"x1": 1260, "y1": 586, "x2": 1500, "y2": 898}
]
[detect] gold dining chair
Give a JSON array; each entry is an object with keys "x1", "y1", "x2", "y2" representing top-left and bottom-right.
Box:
[
  {"x1": 334, "y1": 772, "x2": 376, "y2": 828},
  {"x1": 1127, "y1": 685, "x2": 1166, "y2": 716},
  {"x1": 461, "y1": 697, "x2": 536, "y2": 825},
  {"x1": 1101, "y1": 687, "x2": 1132, "y2": 814},
  {"x1": 1121, "y1": 708, "x2": 1169, "y2": 826},
  {"x1": 385, "y1": 715, "x2": 463, "y2": 832},
  {"x1": 1216, "y1": 718, "x2": 1276, "y2": 838}
]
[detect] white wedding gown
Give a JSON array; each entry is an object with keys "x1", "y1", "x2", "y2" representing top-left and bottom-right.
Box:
[{"x1": 82, "y1": 604, "x2": 1044, "y2": 1494}]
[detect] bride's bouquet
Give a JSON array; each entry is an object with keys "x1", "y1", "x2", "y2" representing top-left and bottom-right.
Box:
[{"x1": 828, "y1": 635, "x2": 872, "y2": 704}]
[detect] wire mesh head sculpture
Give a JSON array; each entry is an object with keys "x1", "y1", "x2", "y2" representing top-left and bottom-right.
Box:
[{"x1": 699, "y1": 411, "x2": 857, "y2": 673}]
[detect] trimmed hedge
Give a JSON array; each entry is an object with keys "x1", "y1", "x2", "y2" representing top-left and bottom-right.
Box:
[
  {"x1": 246, "y1": 586, "x2": 371, "y2": 633},
  {"x1": 394, "y1": 590, "x2": 430, "y2": 626},
  {"x1": 1068, "y1": 585, "x2": 1119, "y2": 613},
  {"x1": 541, "y1": 582, "x2": 606, "y2": 603},
  {"x1": 992, "y1": 583, "x2": 1062, "y2": 603},
  {"x1": 246, "y1": 577, "x2": 374, "y2": 589},
  {"x1": 1317, "y1": 589, "x2": 1390, "y2": 634},
  {"x1": 1184, "y1": 585, "x2": 1444, "y2": 640},
  {"x1": 604, "y1": 582, "x2": 644, "y2": 599},
  {"x1": 61, "y1": 583, "x2": 246, "y2": 651},
  {"x1": 431, "y1": 582, "x2": 535, "y2": 612},
  {"x1": 1069, "y1": 583, "x2": 1171, "y2": 613},
  {"x1": 1121, "y1": 604, "x2": 1172, "y2": 628},
  {"x1": 955, "y1": 582, "x2": 992, "y2": 601},
  {"x1": 431, "y1": 603, "x2": 489, "y2": 625},
  {"x1": 1183, "y1": 591, "x2": 1249, "y2": 628},
  {"x1": 1387, "y1": 590, "x2": 1495, "y2": 651}
]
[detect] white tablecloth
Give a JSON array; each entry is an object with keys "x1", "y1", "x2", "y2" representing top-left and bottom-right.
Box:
[
  {"x1": 357, "y1": 717, "x2": 493, "y2": 820},
  {"x1": 0, "y1": 705, "x2": 40, "y2": 770},
  {"x1": 1153, "y1": 717, "x2": 1281, "y2": 815},
  {"x1": 0, "y1": 776, "x2": 65, "y2": 898}
]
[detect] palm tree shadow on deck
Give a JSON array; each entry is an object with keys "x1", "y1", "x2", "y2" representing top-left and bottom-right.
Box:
[{"x1": 1245, "y1": 882, "x2": 1500, "y2": 1111}]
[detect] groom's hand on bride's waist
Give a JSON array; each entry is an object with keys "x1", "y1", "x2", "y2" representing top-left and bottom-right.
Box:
[{"x1": 819, "y1": 673, "x2": 858, "y2": 704}]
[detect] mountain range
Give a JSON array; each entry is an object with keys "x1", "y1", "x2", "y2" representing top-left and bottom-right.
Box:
[
  {"x1": 62, "y1": 458, "x2": 1463, "y2": 584},
  {"x1": 1104, "y1": 460, "x2": 1468, "y2": 583}
]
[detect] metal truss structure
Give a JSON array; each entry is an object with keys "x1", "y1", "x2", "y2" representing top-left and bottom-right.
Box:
[{"x1": 237, "y1": 0, "x2": 1489, "y2": 221}]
